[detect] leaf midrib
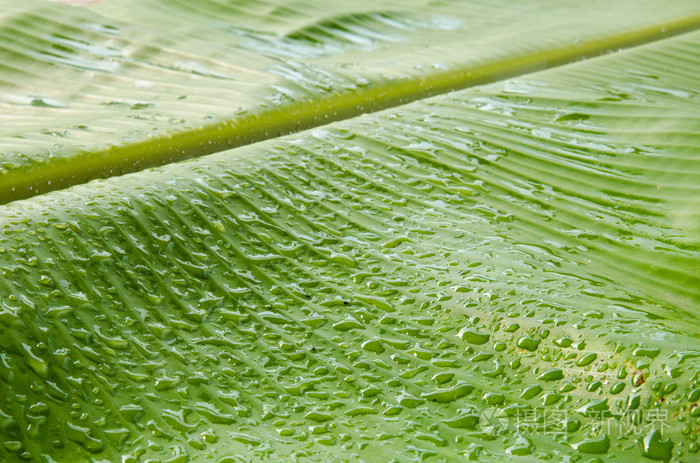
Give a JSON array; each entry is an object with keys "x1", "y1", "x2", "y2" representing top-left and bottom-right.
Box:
[{"x1": 2, "y1": 11, "x2": 700, "y2": 205}]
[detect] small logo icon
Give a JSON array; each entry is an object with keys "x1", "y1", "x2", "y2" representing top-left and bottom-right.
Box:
[{"x1": 479, "y1": 407, "x2": 510, "y2": 434}]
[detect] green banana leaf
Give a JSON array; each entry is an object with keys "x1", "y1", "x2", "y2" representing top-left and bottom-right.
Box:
[
  {"x1": 1, "y1": 0, "x2": 699, "y2": 202},
  {"x1": 1, "y1": 1, "x2": 699, "y2": 462}
]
